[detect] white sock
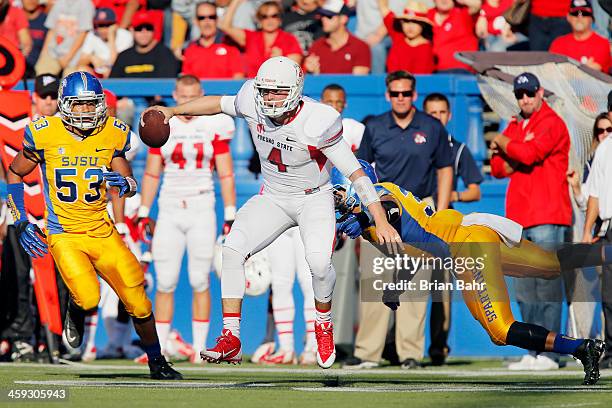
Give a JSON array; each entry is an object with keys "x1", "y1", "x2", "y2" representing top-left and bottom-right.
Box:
[
  {"x1": 83, "y1": 311, "x2": 98, "y2": 351},
  {"x1": 304, "y1": 307, "x2": 316, "y2": 350},
  {"x1": 273, "y1": 307, "x2": 295, "y2": 352},
  {"x1": 222, "y1": 314, "x2": 240, "y2": 339},
  {"x1": 155, "y1": 321, "x2": 171, "y2": 353},
  {"x1": 315, "y1": 306, "x2": 332, "y2": 324},
  {"x1": 192, "y1": 319, "x2": 210, "y2": 354}
]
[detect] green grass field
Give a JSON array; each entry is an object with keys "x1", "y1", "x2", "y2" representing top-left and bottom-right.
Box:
[{"x1": 1, "y1": 359, "x2": 611, "y2": 408}]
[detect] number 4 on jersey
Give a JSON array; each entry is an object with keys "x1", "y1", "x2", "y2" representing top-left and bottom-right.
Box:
[{"x1": 267, "y1": 147, "x2": 287, "y2": 172}]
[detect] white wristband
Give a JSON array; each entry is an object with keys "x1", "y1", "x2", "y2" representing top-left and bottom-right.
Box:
[
  {"x1": 224, "y1": 206, "x2": 236, "y2": 221},
  {"x1": 137, "y1": 206, "x2": 150, "y2": 218},
  {"x1": 115, "y1": 222, "x2": 129, "y2": 235},
  {"x1": 352, "y1": 176, "x2": 380, "y2": 207}
]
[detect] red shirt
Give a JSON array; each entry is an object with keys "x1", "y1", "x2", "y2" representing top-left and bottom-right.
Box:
[
  {"x1": 481, "y1": 0, "x2": 513, "y2": 35},
  {"x1": 0, "y1": 5, "x2": 28, "y2": 48},
  {"x1": 531, "y1": 0, "x2": 570, "y2": 17},
  {"x1": 427, "y1": 6, "x2": 478, "y2": 71},
  {"x1": 182, "y1": 40, "x2": 244, "y2": 78},
  {"x1": 244, "y1": 29, "x2": 302, "y2": 77},
  {"x1": 307, "y1": 34, "x2": 371, "y2": 74},
  {"x1": 491, "y1": 101, "x2": 571, "y2": 228},
  {"x1": 549, "y1": 31, "x2": 611, "y2": 73},
  {"x1": 383, "y1": 12, "x2": 433, "y2": 74}
]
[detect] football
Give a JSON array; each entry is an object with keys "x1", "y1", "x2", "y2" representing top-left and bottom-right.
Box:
[{"x1": 139, "y1": 109, "x2": 170, "y2": 148}]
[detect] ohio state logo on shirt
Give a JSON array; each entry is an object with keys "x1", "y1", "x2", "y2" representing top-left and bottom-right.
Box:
[{"x1": 414, "y1": 132, "x2": 427, "y2": 144}]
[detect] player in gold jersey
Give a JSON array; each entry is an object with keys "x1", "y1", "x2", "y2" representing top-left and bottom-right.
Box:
[
  {"x1": 332, "y1": 161, "x2": 607, "y2": 385},
  {"x1": 6, "y1": 71, "x2": 181, "y2": 380}
]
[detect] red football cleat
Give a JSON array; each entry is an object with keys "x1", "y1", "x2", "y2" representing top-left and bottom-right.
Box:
[
  {"x1": 315, "y1": 322, "x2": 336, "y2": 369},
  {"x1": 200, "y1": 329, "x2": 242, "y2": 364}
]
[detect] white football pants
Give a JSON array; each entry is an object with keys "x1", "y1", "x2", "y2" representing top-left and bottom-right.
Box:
[
  {"x1": 153, "y1": 194, "x2": 216, "y2": 293},
  {"x1": 222, "y1": 188, "x2": 336, "y2": 303}
]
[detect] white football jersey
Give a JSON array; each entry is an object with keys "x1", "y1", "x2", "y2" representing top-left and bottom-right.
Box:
[
  {"x1": 152, "y1": 114, "x2": 235, "y2": 199},
  {"x1": 222, "y1": 80, "x2": 344, "y2": 194},
  {"x1": 342, "y1": 118, "x2": 365, "y2": 152}
]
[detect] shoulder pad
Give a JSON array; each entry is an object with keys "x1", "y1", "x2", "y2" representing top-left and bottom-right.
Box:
[{"x1": 302, "y1": 101, "x2": 341, "y2": 146}]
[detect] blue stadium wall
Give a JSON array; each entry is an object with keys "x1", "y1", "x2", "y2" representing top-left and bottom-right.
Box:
[{"x1": 12, "y1": 74, "x2": 573, "y2": 357}]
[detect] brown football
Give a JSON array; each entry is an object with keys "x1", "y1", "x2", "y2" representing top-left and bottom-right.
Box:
[{"x1": 139, "y1": 110, "x2": 170, "y2": 148}]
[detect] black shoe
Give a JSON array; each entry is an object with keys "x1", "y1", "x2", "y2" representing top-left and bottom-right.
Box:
[
  {"x1": 63, "y1": 303, "x2": 85, "y2": 349},
  {"x1": 148, "y1": 356, "x2": 183, "y2": 380},
  {"x1": 430, "y1": 354, "x2": 446, "y2": 367},
  {"x1": 573, "y1": 339, "x2": 605, "y2": 385},
  {"x1": 400, "y1": 358, "x2": 420, "y2": 370}
]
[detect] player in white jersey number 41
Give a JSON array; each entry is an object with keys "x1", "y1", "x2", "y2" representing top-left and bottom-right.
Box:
[{"x1": 144, "y1": 56, "x2": 401, "y2": 369}]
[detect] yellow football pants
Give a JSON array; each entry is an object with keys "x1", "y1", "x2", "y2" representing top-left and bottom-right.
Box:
[
  {"x1": 451, "y1": 225, "x2": 561, "y2": 345},
  {"x1": 48, "y1": 229, "x2": 152, "y2": 319}
]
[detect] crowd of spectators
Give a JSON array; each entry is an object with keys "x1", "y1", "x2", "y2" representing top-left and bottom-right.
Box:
[{"x1": 1, "y1": 0, "x2": 611, "y2": 80}]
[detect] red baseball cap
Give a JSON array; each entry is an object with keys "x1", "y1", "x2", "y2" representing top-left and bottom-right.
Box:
[
  {"x1": 131, "y1": 11, "x2": 156, "y2": 28},
  {"x1": 569, "y1": 0, "x2": 593, "y2": 14}
]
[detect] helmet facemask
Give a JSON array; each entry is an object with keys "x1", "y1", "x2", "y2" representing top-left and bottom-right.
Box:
[
  {"x1": 59, "y1": 92, "x2": 107, "y2": 131},
  {"x1": 253, "y1": 56, "x2": 304, "y2": 118},
  {"x1": 254, "y1": 83, "x2": 301, "y2": 118}
]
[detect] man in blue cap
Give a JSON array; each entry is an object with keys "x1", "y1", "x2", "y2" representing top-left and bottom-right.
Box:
[{"x1": 490, "y1": 72, "x2": 572, "y2": 370}]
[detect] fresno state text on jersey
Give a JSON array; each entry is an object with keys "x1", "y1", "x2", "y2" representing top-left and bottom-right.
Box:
[{"x1": 221, "y1": 80, "x2": 344, "y2": 194}]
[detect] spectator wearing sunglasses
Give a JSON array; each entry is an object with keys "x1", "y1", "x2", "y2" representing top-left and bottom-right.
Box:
[
  {"x1": 181, "y1": 1, "x2": 244, "y2": 79},
  {"x1": 77, "y1": 8, "x2": 134, "y2": 78},
  {"x1": 491, "y1": 72, "x2": 571, "y2": 371},
  {"x1": 581, "y1": 97, "x2": 612, "y2": 369},
  {"x1": 344, "y1": 70, "x2": 453, "y2": 370},
  {"x1": 568, "y1": 112, "x2": 612, "y2": 214},
  {"x1": 220, "y1": 0, "x2": 302, "y2": 77},
  {"x1": 565, "y1": 112, "x2": 610, "y2": 348},
  {"x1": 111, "y1": 11, "x2": 179, "y2": 78},
  {"x1": 549, "y1": 0, "x2": 610, "y2": 73}
]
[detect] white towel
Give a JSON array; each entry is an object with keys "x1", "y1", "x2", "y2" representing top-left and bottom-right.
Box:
[{"x1": 461, "y1": 213, "x2": 523, "y2": 247}]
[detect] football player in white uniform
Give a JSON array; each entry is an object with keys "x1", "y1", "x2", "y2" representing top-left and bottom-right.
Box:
[
  {"x1": 138, "y1": 75, "x2": 236, "y2": 361},
  {"x1": 145, "y1": 56, "x2": 400, "y2": 369},
  {"x1": 260, "y1": 83, "x2": 366, "y2": 365}
]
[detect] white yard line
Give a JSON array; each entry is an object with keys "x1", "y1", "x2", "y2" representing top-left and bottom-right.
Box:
[
  {"x1": 294, "y1": 385, "x2": 612, "y2": 394},
  {"x1": 15, "y1": 380, "x2": 234, "y2": 388},
  {"x1": 2, "y1": 362, "x2": 611, "y2": 378},
  {"x1": 11, "y1": 379, "x2": 612, "y2": 393}
]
